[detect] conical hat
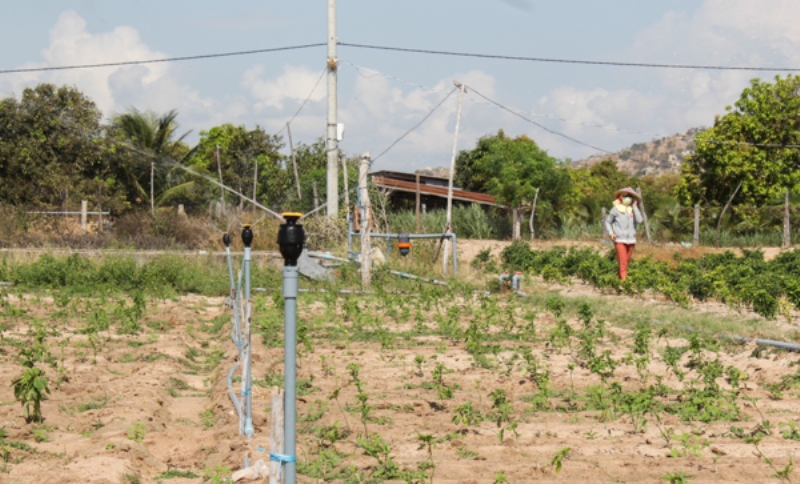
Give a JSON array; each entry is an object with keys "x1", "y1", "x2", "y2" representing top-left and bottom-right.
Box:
[{"x1": 614, "y1": 187, "x2": 642, "y2": 203}]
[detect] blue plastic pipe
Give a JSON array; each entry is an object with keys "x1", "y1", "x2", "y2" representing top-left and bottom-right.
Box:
[
  {"x1": 243, "y1": 246, "x2": 254, "y2": 438},
  {"x1": 283, "y1": 264, "x2": 299, "y2": 484}
]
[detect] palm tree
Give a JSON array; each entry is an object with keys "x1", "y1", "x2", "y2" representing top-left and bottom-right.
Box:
[{"x1": 112, "y1": 109, "x2": 194, "y2": 209}]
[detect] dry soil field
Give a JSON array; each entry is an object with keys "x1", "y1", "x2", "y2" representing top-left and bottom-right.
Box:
[{"x1": 2, "y1": 275, "x2": 800, "y2": 484}]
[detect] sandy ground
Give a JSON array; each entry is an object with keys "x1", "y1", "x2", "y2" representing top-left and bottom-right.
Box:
[{"x1": 2, "y1": 290, "x2": 800, "y2": 483}]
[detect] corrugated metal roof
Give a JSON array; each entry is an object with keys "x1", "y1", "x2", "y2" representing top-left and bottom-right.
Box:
[{"x1": 372, "y1": 174, "x2": 501, "y2": 206}]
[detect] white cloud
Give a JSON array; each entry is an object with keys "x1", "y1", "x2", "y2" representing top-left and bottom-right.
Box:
[
  {"x1": 243, "y1": 64, "x2": 325, "y2": 111},
  {"x1": 531, "y1": 0, "x2": 800, "y2": 159},
  {"x1": 0, "y1": 10, "x2": 218, "y2": 131}
]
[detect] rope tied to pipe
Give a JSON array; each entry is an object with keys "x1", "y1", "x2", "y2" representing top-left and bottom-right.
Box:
[{"x1": 257, "y1": 446, "x2": 297, "y2": 476}]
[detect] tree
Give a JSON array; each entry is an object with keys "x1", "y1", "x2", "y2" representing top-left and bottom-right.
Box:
[
  {"x1": 111, "y1": 109, "x2": 191, "y2": 209},
  {"x1": 677, "y1": 75, "x2": 800, "y2": 206},
  {"x1": 0, "y1": 84, "x2": 128, "y2": 211},
  {"x1": 456, "y1": 131, "x2": 571, "y2": 237},
  {"x1": 189, "y1": 124, "x2": 287, "y2": 210}
]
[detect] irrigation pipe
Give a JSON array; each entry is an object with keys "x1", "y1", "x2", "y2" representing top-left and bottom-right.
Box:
[
  {"x1": 348, "y1": 231, "x2": 459, "y2": 275},
  {"x1": 0, "y1": 282, "x2": 11, "y2": 287}
]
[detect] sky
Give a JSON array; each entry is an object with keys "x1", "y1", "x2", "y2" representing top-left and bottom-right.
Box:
[{"x1": 1, "y1": 1, "x2": 799, "y2": 172}]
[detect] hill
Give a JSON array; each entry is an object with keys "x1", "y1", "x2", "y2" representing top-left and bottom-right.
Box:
[{"x1": 573, "y1": 127, "x2": 704, "y2": 176}]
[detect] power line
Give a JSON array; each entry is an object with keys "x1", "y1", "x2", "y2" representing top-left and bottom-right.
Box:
[
  {"x1": 0, "y1": 43, "x2": 326, "y2": 75},
  {"x1": 372, "y1": 87, "x2": 459, "y2": 162},
  {"x1": 276, "y1": 68, "x2": 327, "y2": 135},
  {"x1": 466, "y1": 85, "x2": 611, "y2": 154},
  {"x1": 339, "y1": 42, "x2": 800, "y2": 72}
]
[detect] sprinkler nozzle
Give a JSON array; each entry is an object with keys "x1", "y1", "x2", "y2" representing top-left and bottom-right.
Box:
[
  {"x1": 241, "y1": 224, "x2": 254, "y2": 248},
  {"x1": 278, "y1": 213, "x2": 305, "y2": 266},
  {"x1": 222, "y1": 233, "x2": 231, "y2": 247}
]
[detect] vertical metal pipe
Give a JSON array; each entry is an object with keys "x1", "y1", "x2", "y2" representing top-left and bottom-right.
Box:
[
  {"x1": 283, "y1": 265, "x2": 299, "y2": 484},
  {"x1": 451, "y1": 233, "x2": 458, "y2": 275},
  {"x1": 243, "y1": 245, "x2": 254, "y2": 438}
]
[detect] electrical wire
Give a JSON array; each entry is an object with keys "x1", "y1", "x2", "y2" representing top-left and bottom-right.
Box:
[
  {"x1": 338, "y1": 42, "x2": 800, "y2": 72},
  {"x1": 465, "y1": 85, "x2": 612, "y2": 154},
  {"x1": 0, "y1": 43, "x2": 326, "y2": 75},
  {"x1": 371, "y1": 87, "x2": 459, "y2": 162},
  {"x1": 341, "y1": 60, "x2": 667, "y2": 139},
  {"x1": 276, "y1": 68, "x2": 327, "y2": 135}
]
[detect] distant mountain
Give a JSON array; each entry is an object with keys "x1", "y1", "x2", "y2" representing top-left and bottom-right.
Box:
[{"x1": 572, "y1": 127, "x2": 704, "y2": 177}]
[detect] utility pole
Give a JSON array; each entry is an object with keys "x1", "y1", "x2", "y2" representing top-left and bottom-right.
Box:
[
  {"x1": 252, "y1": 159, "x2": 258, "y2": 211},
  {"x1": 326, "y1": 0, "x2": 339, "y2": 218},
  {"x1": 444, "y1": 81, "x2": 466, "y2": 276}
]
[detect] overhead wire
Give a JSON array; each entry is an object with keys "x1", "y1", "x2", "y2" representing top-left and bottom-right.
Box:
[
  {"x1": 276, "y1": 68, "x2": 327, "y2": 135},
  {"x1": 371, "y1": 86, "x2": 459, "y2": 162},
  {"x1": 341, "y1": 60, "x2": 668, "y2": 140},
  {"x1": 0, "y1": 43, "x2": 326, "y2": 75},
  {"x1": 338, "y1": 42, "x2": 800, "y2": 72},
  {"x1": 465, "y1": 85, "x2": 612, "y2": 154}
]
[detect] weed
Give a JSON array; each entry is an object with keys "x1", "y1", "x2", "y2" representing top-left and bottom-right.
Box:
[
  {"x1": 126, "y1": 422, "x2": 146, "y2": 443},
  {"x1": 157, "y1": 468, "x2": 200, "y2": 479},
  {"x1": 551, "y1": 447, "x2": 571, "y2": 474},
  {"x1": 662, "y1": 471, "x2": 692, "y2": 483},
  {"x1": 200, "y1": 409, "x2": 216, "y2": 430}
]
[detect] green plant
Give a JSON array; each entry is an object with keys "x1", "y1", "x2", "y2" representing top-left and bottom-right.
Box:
[
  {"x1": 158, "y1": 468, "x2": 200, "y2": 479},
  {"x1": 662, "y1": 471, "x2": 692, "y2": 483},
  {"x1": 126, "y1": 422, "x2": 146, "y2": 443},
  {"x1": 11, "y1": 367, "x2": 49, "y2": 423},
  {"x1": 493, "y1": 471, "x2": 508, "y2": 483},
  {"x1": 551, "y1": 447, "x2": 571, "y2": 474},
  {"x1": 452, "y1": 401, "x2": 483, "y2": 426},
  {"x1": 203, "y1": 465, "x2": 233, "y2": 484},
  {"x1": 200, "y1": 409, "x2": 217, "y2": 430}
]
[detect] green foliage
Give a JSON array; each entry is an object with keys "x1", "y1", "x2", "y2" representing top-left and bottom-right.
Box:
[
  {"x1": 678, "y1": 75, "x2": 800, "y2": 206},
  {"x1": 126, "y1": 422, "x2": 146, "y2": 443},
  {"x1": 501, "y1": 243, "x2": 800, "y2": 318}
]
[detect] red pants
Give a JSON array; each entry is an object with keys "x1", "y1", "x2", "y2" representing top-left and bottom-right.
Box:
[{"x1": 615, "y1": 243, "x2": 635, "y2": 280}]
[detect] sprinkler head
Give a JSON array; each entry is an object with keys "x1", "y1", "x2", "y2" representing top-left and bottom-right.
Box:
[
  {"x1": 278, "y1": 213, "x2": 305, "y2": 266},
  {"x1": 222, "y1": 233, "x2": 231, "y2": 247},
  {"x1": 241, "y1": 224, "x2": 254, "y2": 248}
]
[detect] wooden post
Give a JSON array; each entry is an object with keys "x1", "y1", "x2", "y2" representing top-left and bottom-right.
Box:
[
  {"x1": 783, "y1": 189, "x2": 791, "y2": 249},
  {"x1": 252, "y1": 159, "x2": 259, "y2": 210},
  {"x1": 81, "y1": 200, "x2": 88, "y2": 234},
  {"x1": 342, "y1": 154, "x2": 349, "y2": 218},
  {"x1": 312, "y1": 182, "x2": 320, "y2": 213},
  {"x1": 150, "y1": 162, "x2": 155, "y2": 216},
  {"x1": 601, "y1": 207, "x2": 608, "y2": 238},
  {"x1": 359, "y1": 153, "x2": 372, "y2": 286},
  {"x1": 529, "y1": 187, "x2": 540, "y2": 240},
  {"x1": 415, "y1": 172, "x2": 421, "y2": 233},
  {"x1": 177, "y1": 204, "x2": 185, "y2": 217},
  {"x1": 97, "y1": 186, "x2": 103, "y2": 234},
  {"x1": 269, "y1": 387, "x2": 285, "y2": 484},
  {"x1": 422, "y1": 203, "x2": 427, "y2": 233},
  {"x1": 512, "y1": 207, "x2": 521, "y2": 239},
  {"x1": 287, "y1": 122, "x2": 302, "y2": 200},
  {"x1": 693, "y1": 204, "x2": 700, "y2": 246},
  {"x1": 716, "y1": 180, "x2": 742, "y2": 248},
  {"x1": 216, "y1": 145, "x2": 224, "y2": 209},
  {"x1": 635, "y1": 187, "x2": 652, "y2": 244}
]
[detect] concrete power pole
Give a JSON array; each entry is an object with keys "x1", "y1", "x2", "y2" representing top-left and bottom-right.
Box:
[
  {"x1": 326, "y1": 0, "x2": 339, "y2": 218},
  {"x1": 443, "y1": 82, "x2": 466, "y2": 276}
]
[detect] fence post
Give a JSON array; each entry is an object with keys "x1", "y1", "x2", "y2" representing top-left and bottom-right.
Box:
[
  {"x1": 635, "y1": 187, "x2": 652, "y2": 244},
  {"x1": 81, "y1": 200, "x2": 88, "y2": 234},
  {"x1": 269, "y1": 388, "x2": 285, "y2": 484},
  {"x1": 529, "y1": 187, "x2": 540, "y2": 240},
  {"x1": 359, "y1": 153, "x2": 372, "y2": 286},
  {"x1": 601, "y1": 207, "x2": 608, "y2": 238},
  {"x1": 415, "y1": 172, "x2": 421, "y2": 233},
  {"x1": 312, "y1": 182, "x2": 320, "y2": 213},
  {"x1": 693, "y1": 204, "x2": 700, "y2": 246},
  {"x1": 784, "y1": 189, "x2": 791, "y2": 249}
]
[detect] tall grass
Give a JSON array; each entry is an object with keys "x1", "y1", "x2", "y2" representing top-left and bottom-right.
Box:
[{"x1": 388, "y1": 204, "x2": 502, "y2": 239}]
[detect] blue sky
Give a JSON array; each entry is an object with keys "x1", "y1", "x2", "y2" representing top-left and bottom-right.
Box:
[{"x1": 1, "y1": 1, "x2": 798, "y2": 171}]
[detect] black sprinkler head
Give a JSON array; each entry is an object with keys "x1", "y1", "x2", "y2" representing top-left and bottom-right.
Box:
[
  {"x1": 222, "y1": 233, "x2": 232, "y2": 247},
  {"x1": 241, "y1": 224, "x2": 254, "y2": 248},
  {"x1": 278, "y1": 213, "x2": 305, "y2": 266}
]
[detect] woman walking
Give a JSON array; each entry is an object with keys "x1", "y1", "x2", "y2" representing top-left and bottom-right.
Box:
[{"x1": 604, "y1": 187, "x2": 643, "y2": 280}]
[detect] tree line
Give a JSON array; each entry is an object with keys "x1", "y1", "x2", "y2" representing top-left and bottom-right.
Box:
[{"x1": 2, "y1": 76, "x2": 799, "y2": 244}]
